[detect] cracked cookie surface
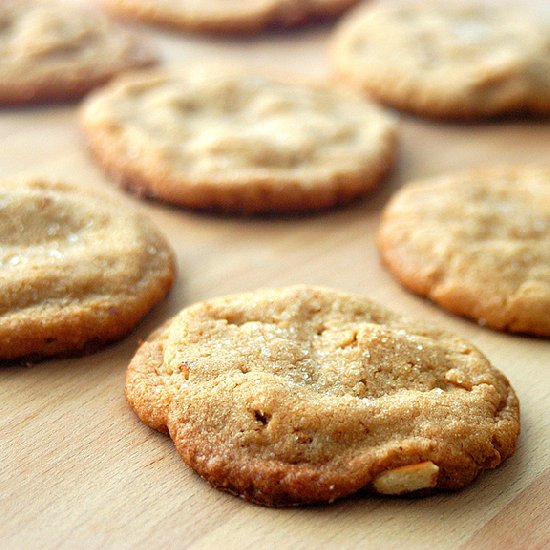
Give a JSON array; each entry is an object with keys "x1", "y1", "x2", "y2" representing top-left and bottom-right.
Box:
[
  {"x1": 331, "y1": 1, "x2": 550, "y2": 118},
  {"x1": 81, "y1": 67, "x2": 397, "y2": 213},
  {"x1": 103, "y1": 0, "x2": 360, "y2": 34},
  {"x1": 126, "y1": 286, "x2": 519, "y2": 506},
  {"x1": 0, "y1": 0, "x2": 154, "y2": 104},
  {"x1": 0, "y1": 179, "x2": 175, "y2": 361},
  {"x1": 378, "y1": 167, "x2": 550, "y2": 336}
]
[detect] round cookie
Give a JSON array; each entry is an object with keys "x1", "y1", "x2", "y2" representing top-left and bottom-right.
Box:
[
  {"x1": 378, "y1": 167, "x2": 550, "y2": 336},
  {"x1": 0, "y1": 179, "x2": 175, "y2": 361},
  {"x1": 126, "y1": 285, "x2": 520, "y2": 506},
  {"x1": 80, "y1": 67, "x2": 397, "y2": 213},
  {"x1": 0, "y1": 0, "x2": 155, "y2": 105},
  {"x1": 103, "y1": 0, "x2": 360, "y2": 35},
  {"x1": 331, "y1": 1, "x2": 550, "y2": 118}
]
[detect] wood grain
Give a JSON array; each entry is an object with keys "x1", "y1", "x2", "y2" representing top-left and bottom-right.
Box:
[
  {"x1": 1, "y1": 2, "x2": 549, "y2": 548},
  {"x1": 462, "y1": 468, "x2": 550, "y2": 550}
]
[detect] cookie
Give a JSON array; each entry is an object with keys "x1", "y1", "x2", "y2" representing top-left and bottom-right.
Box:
[
  {"x1": 126, "y1": 285, "x2": 520, "y2": 506},
  {"x1": 0, "y1": 0, "x2": 155, "y2": 105},
  {"x1": 331, "y1": 1, "x2": 550, "y2": 118},
  {"x1": 378, "y1": 167, "x2": 550, "y2": 336},
  {"x1": 80, "y1": 67, "x2": 397, "y2": 213},
  {"x1": 103, "y1": 0, "x2": 360, "y2": 35},
  {"x1": 0, "y1": 179, "x2": 175, "y2": 361}
]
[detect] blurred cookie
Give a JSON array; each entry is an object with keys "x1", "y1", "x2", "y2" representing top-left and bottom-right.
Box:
[
  {"x1": 126, "y1": 285, "x2": 520, "y2": 506},
  {"x1": 0, "y1": 179, "x2": 175, "y2": 361},
  {"x1": 331, "y1": 1, "x2": 550, "y2": 118},
  {"x1": 81, "y1": 67, "x2": 397, "y2": 213},
  {"x1": 378, "y1": 167, "x2": 550, "y2": 336},
  {"x1": 103, "y1": 0, "x2": 360, "y2": 34},
  {"x1": 0, "y1": 0, "x2": 155, "y2": 105}
]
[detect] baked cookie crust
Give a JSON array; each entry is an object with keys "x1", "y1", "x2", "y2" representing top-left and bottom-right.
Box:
[
  {"x1": 0, "y1": 179, "x2": 175, "y2": 361},
  {"x1": 378, "y1": 167, "x2": 550, "y2": 336},
  {"x1": 103, "y1": 0, "x2": 360, "y2": 34},
  {"x1": 126, "y1": 286, "x2": 520, "y2": 506},
  {"x1": 331, "y1": 1, "x2": 550, "y2": 119},
  {"x1": 0, "y1": 0, "x2": 155, "y2": 105},
  {"x1": 81, "y1": 67, "x2": 397, "y2": 214}
]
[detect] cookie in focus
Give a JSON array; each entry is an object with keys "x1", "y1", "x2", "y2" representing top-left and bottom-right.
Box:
[{"x1": 126, "y1": 285, "x2": 520, "y2": 506}]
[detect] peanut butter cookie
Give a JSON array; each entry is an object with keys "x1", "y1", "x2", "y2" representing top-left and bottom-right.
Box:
[
  {"x1": 0, "y1": 0, "x2": 155, "y2": 105},
  {"x1": 126, "y1": 286, "x2": 520, "y2": 506},
  {"x1": 331, "y1": 1, "x2": 550, "y2": 118},
  {"x1": 81, "y1": 67, "x2": 397, "y2": 213},
  {"x1": 0, "y1": 179, "x2": 175, "y2": 361},
  {"x1": 378, "y1": 167, "x2": 550, "y2": 336},
  {"x1": 103, "y1": 0, "x2": 360, "y2": 34}
]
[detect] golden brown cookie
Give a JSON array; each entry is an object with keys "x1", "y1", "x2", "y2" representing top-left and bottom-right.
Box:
[
  {"x1": 0, "y1": 0, "x2": 155, "y2": 105},
  {"x1": 378, "y1": 167, "x2": 550, "y2": 336},
  {"x1": 126, "y1": 285, "x2": 520, "y2": 506},
  {"x1": 331, "y1": 1, "x2": 550, "y2": 118},
  {"x1": 0, "y1": 179, "x2": 175, "y2": 361},
  {"x1": 103, "y1": 0, "x2": 360, "y2": 34},
  {"x1": 80, "y1": 67, "x2": 397, "y2": 214}
]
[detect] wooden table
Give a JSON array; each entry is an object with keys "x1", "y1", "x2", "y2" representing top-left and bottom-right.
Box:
[{"x1": 1, "y1": 3, "x2": 549, "y2": 548}]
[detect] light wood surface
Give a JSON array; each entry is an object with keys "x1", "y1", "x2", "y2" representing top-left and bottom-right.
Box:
[{"x1": 1, "y1": 3, "x2": 549, "y2": 549}]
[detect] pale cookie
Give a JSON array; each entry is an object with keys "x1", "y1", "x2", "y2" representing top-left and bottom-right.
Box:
[
  {"x1": 103, "y1": 0, "x2": 360, "y2": 35},
  {"x1": 126, "y1": 286, "x2": 519, "y2": 506},
  {"x1": 378, "y1": 167, "x2": 550, "y2": 336},
  {"x1": 81, "y1": 67, "x2": 397, "y2": 213},
  {"x1": 331, "y1": 1, "x2": 550, "y2": 118},
  {"x1": 0, "y1": 0, "x2": 155, "y2": 105},
  {"x1": 0, "y1": 179, "x2": 175, "y2": 361}
]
